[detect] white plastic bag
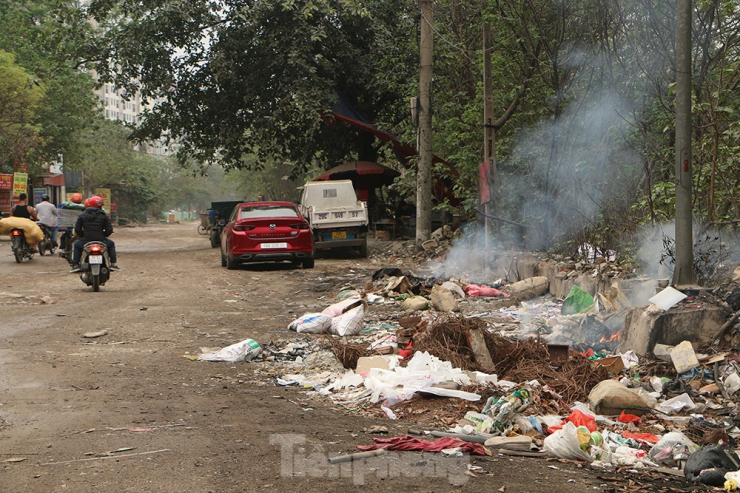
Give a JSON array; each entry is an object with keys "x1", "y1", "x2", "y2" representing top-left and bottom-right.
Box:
[
  {"x1": 362, "y1": 351, "x2": 474, "y2": 406},
  {"x1": 330, "y1": 304, "x2": 365, "y2": 336},
  {"x1": 543, "y1": 422, "x2": 592, "y2": 461},
  {"x1": 656, "y1": 393, "x2": 696, "y2": 415},
  {"x1": 288, "y1": 313, "x2": 333, "y2": 334},
  {"x1": 648, "y1": 431, "x2": 699, "y2": 466},
  {"x1": 198, "y1": 339, "x2": 261, "y2": 362}
]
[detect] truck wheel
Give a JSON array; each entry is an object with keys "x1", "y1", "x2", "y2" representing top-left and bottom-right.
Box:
[
  {"x1": 302, "y1": 257, "x2": 315, "y2": 269},
  {"x1": 358, "y1": 240, "x2": 368, "y2": 258},
  {"x1": 210, "y1": 231, "x2": 220, "y2": 248}
]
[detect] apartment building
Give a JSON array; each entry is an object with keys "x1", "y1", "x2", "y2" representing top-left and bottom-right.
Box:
[{"x1": 95, "y1": 82, "x2": 142, "y2": 125}]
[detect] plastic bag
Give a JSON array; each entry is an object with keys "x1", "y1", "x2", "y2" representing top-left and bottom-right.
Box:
[
  {"x1": 685, "y1": 444, "x2": 740, "y2": 486},
  {"x1": 648, "y1": 431, "x2": 699, "y2": 467},
  {"x1": 543, "y1": 422, "x2": 593, "y2": 461},
  {"x1": 465, "y1": 284, "x2": 506, "y2": 298},
  {"x1": 482, "y1": 388, "x2": 531, "y2": 434},
  {"x1": 547, "y1": 409, "x2": 597, "y2": 434},
  {"x1": 288, "y1": 313, "x2": 333, "y2": 334},
  {"x1": 329, "y1": 304, "x2": 365, "y2": 336},
  {"x1": 322, "y1": 297, "x2": 362, "y2": 317},
  {"x1": 561, "y1": 285, "x2": 595, "y2": 314},
  {"x1": 198, "y1": 339, "x2": 261, "y2": 362},
  {"x1": 362, "y1": 351, "x2": 474, "y2": 407},
  {"x1": 656, "y1": 393, "x2": 696, "y2": 415}
]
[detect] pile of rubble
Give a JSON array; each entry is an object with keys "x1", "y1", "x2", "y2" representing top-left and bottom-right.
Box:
[{"x1": 552, "y1": 256, "x2": 627, "y2": 281}]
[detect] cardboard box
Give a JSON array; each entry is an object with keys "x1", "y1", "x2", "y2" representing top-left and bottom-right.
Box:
[{"x1": 595, "y1": 355, "x2": 625, "y2": 374}]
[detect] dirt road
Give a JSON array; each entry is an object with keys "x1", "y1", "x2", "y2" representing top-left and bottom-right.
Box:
[{"x1": 0, "y1": 223, "x2": 688, "y2": 492}]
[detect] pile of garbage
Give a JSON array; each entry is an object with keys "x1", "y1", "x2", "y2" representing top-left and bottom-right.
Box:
[{"x1": 194, "y1": 259, "x2": 740, "y2": 489}]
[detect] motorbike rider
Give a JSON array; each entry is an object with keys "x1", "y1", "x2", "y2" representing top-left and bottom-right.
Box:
[
  {"x1": 10, "y1": 193, "x2": 39, "y2": 221},
  {"x1": 69, "y1": 195, "x2": 119, "y2": 273},
  {"x1": 9, "y1": 193, "x2": 40, "y2": 252},
  {"x1": 35, "y1": 194, "x2": 59, "y2": 248}
]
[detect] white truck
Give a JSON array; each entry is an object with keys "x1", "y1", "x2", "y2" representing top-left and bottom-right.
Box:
[{"x1": 299, "y1": 180, "x2": 369, "y2": 257}]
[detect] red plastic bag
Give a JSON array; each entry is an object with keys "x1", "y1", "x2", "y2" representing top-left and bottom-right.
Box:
[
  {"x1": 357, "y1": 436, "x2": 488, "y2": 456},
  {"x1": 465, "y1": 284, "x2": 509, "y2": 298},
  {"x1": 547, "y1": 409, "x2": 597, "y2": 434},
  {"x1": 618, "y1": 411, "x2": 642, "y2": 425},
  {"x1": 622, "y1": 432, "x2": 659, "y2": 444}
]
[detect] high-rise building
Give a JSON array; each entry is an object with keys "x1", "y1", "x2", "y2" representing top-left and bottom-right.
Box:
[{"x1": 94, "y1": 82, "x2": 142, "y2": 125}]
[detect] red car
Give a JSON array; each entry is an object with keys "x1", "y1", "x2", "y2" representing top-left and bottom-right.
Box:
[{"x1": 220, "y1": 201, "x2": 315, "y2": 269}]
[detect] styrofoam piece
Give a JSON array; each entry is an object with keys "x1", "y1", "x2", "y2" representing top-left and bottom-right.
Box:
[
  {"x1": 671, "y1": 340, "x2": 700, "y2": 374},
  {"x1": 648, "y1": 286, "x2": 687, "y2": 310}
]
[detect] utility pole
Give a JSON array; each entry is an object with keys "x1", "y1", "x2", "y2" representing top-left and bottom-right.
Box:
[
  {"x1": 416, "y1": 0, "x2": 433, "y2": 244},
  {"x1": 482, "y1": 22, "x2": 496, "y2": 248},
  {"x1": 673, "y1": 0, "x2": 697, "y2": 287}
]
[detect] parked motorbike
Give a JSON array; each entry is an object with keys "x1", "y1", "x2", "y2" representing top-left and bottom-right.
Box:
[
  {"x1": 58, "y1": 228, "x2": 75, "y2": 266},
  {"x1": 78, "y1": 241, "x2": 112, "y2": 292},
  {"x1": 10, "y1": 228, "x2": 35, "y2": 263},
  {"x1": 37, "y1": 224, "x2": 55, "y2": 256}
]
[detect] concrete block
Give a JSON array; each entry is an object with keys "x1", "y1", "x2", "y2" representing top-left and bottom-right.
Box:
[
  {"x1": 618, "y1": 305, "x2": 726, "y2": 357},
  {"x1": 467, "y1": 327, "x2": 495, "y2": 371},
  {"x1": 653, "y1": 343, "x2": 674, "y2": 362}
]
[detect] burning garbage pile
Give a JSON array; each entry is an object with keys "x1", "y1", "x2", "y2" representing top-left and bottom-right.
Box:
[{"x1": 193, "y1": 255, "x2": 740, "y2": 489}]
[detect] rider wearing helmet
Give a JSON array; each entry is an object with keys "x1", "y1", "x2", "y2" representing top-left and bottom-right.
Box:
[
  {"x1": 70, "y1": 195, "x2": 119, "y2": 272},
  {"x1": 35, "y1": 194, "x2": 59, "y2": 247},
  {"x1": 70, "y1": 193, "x2": 83, "y2": 204}
]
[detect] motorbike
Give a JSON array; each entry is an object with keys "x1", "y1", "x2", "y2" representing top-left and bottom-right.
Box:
[
  {"x1": 37, "y1": 224, "x2": 55, "y2": 256},
  {"x1": 58, "y1": 227, "x2": 75, "y2": 266},
  {"x1": 10, "y1": 228, "x2": 35, "y2": 263},
  {"x1": 78, "y1": 241, "x2": 112, "y2": 292}
]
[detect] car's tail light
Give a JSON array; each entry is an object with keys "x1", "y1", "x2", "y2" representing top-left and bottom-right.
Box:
[
  {"x1": 90, "y1": 245, "x2": 102, "y2": 254},
  {"x1": 11, "y1": 230, "x2": 20, "y2": 236},
  {"x1": 290, "y1": 223, "x2": 310, "y2": 230},
  {"x1": 234, "y1": 224, "x2": 255, "y2": 231}
]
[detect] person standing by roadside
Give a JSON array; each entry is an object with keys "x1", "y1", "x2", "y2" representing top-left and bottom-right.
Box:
[
  {"x1": 35, "y1": 194, "x2": 59, "y2": 248},
  {"x1": 10, "y1": 193, "x2": 39, "y2": 221}
]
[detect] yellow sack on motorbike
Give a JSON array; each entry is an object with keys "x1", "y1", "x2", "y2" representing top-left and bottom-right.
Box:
[{"x1": 0, "y1": 217, "x2": 44, "y2": 243}]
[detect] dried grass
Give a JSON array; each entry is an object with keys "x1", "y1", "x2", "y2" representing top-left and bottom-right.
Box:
[
  {"x1": 412, "y1": 314, "x2": 483, "y2": 371},
  {"x1": 416, "y1": 314, "x2": 609, "y2": 403},
  {"x1": 329, "y1": 339, "x2": 370, "y2": 369}
]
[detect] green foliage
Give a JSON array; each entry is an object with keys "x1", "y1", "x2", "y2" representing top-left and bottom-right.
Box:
[
  {"x1": 83, "y1": 0, "x2": 739, "y2": 256},
  {"x1": 0, "y1": 50, "x2": 45, "y2": 169},
  {"x1": 0, "y1": 0, "x2": 98, "y2": 170},
  {"x1": 88, "y1": 0, "x2": 417, "y2": 172}
]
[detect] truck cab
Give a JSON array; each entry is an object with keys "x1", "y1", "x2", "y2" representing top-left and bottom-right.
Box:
[{"x1": 299, "y1": 180, "x2": 368, "y2": 257}]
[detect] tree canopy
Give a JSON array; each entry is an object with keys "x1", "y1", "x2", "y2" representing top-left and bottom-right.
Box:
[
  {"x1": 87, "y1": 0, "x2": 418, "y2": 173},
  {"x1": 0, "y1": 0, "x2": 99, "y2": 173},
  {"x1": 0, "y1": 50, "x2": 45, "y2": 167},
  {"x1": 5, "y1": 0, "x2": 734, "y2": 259}
]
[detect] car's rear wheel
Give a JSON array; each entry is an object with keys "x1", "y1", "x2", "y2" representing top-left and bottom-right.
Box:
[
  {"x1": 220, "y1": 248, "x2": 227, "y2": 267},
  {"x1": 226, "y1": 249, "x2": 238, "y2": 270},
  {"x1": 302, "y1": 257, "x2": 315, "y2": 269}
]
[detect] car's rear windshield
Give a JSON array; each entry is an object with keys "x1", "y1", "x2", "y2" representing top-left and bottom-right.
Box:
[{"x1": 239, "y1": 206, "x2": 299, "y2": 219}]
